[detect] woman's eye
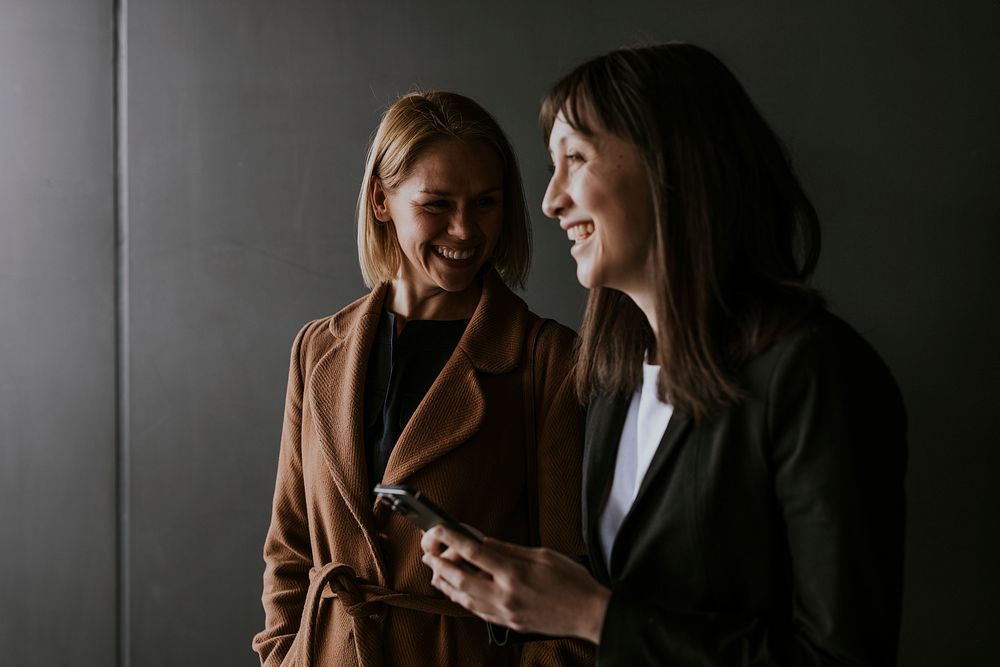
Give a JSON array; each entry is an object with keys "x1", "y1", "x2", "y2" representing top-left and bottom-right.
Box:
[
  {"x1": 476, "y1": 196, "x2": 498, "y2": 208},
  {"x1": 566, "y1": 152, "x2": 585, "y2": 164},
  {"x1": 422, "y1": 200, "x2": 449, "y2": 210}
]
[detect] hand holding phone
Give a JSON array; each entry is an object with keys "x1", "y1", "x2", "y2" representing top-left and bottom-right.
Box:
[{"x1": 374, "y1": 484, "x2": 482, "y2": 572}]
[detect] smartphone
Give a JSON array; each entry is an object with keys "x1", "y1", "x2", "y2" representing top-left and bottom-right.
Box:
[{"x1": 373, "y1": 483, "x2": 483, "y2": 544}]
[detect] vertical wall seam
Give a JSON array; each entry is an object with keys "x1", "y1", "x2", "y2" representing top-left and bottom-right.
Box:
[{"x1": 113, "y1": 0, "x2": 130, "y2": 665}]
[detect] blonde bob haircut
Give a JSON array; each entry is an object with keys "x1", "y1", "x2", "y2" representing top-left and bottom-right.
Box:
[{"x1": 357, "y1": 91, "x2": 531, "y2": 289}]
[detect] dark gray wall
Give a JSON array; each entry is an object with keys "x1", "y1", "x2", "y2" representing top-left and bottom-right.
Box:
[
  {"x1": 3, "y1": 1, "x2": 998, "y2": 665},
  {"x1": 0, "y1": 1, "x2": 117, "y2": 666},
  {"x1": 124, "y1": 4, "x2": 366, "y2": 664}
]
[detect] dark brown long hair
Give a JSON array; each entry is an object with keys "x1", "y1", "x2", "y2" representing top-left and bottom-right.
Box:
[{"x1": 541, "y1": 43, "x2": 824, "y2": 421}]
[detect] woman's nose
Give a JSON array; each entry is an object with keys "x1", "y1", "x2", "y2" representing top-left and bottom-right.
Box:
[
  {"x1": 447, "y1": 209, "x2": 475, "y2": 239},
  {"x1": 542, "y1": 173, "x2": 569, "y2": 220}
]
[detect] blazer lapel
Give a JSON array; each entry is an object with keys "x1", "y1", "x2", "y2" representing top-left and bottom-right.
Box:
[
  {"x1": 585, "y1": 392, "x2": 693, "y2": 582},
  {"x1": 608, "y1": 412, "x2": 691, "y2": 575},
  {"x1": 629, "y1": 413, "x2": 691, "y2": 511},
  {"x1": 583, "y1": 392, "x2": 631, "y2": 585}
]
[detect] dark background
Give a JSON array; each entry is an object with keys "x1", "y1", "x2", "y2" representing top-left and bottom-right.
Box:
[{"x1": 2, "y1": 1, "x2": 997, "y2": 665}]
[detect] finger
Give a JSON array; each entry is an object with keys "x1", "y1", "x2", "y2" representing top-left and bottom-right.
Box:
[
  {"x1": 431, "y1": 575, "x2": 509, "y2": 626},
  {"x1": 420, "y1": 531, "x2": 478, "y2": 571},
  {"x1": 438, "y1": 545, "x2": 463, "y2": 563},
  {"x1": 426, "y1": 553, "x2": 513, "y2": 625},
  {"x1": 423, "y1": 550, "x2": 483, "y2": 583},
  {"x1": 438, "y1": 544, "x2": 482, "y2": 568},
  {"x1": 429, "y1": 525, "x2": 516, "y2": 574},
  {"x1": 420, "y1": 527, "x2": 449, "y2": 556}
]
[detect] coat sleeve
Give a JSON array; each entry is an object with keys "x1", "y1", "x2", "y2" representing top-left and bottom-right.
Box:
[
  {"x1": 520, "y1": 323, "x2": 596, "y2": 667},
  {"x1": 252, "y1": 323, "x2": 316, "y2": 667},
  {"x1": 596, "y1": 323, "x2": 907, "y2": 666}
]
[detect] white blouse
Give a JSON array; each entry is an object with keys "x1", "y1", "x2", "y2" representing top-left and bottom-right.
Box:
[{"x1": 598, "y1": 361, "x2": 674, "y2": 568}]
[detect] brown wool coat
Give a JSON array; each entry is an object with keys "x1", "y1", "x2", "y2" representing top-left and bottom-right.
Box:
[{"x1": 253, "y1": 272, "x2": 594, "y2": 667}]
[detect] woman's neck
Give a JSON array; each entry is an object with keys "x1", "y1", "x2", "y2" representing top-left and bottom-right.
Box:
[
  {"x1": 622, "y1": 286, "x2": 661, "y2": 365},
  {"x1": 625, "y1": 287, "x2": 658, "y2": 339},
  {"x1": 387, "y1": 277, "x2": 482, "y2": 332}
]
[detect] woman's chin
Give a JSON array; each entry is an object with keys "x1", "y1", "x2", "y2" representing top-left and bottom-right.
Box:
[
  {"x1": 429, "y1": 269, "x2": 484, "y2": 294},
  {"x1": 575, "y1": 265, "x2": 597, "y2": 289}
]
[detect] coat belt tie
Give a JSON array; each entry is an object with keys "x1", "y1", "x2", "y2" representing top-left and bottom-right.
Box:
[{"x1": 296, "y1": 561, "x2": 472, "y2": 667}]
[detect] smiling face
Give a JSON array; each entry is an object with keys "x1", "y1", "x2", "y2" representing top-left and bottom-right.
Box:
[
  {"x1": 372, "y1": 138, "x2": 504, "y2": 300},
  {"x1": 542, "y1": 114, "x2": 656, "y2": 299}
]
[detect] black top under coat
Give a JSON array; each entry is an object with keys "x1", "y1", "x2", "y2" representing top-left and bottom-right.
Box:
[{"x1": 363, "y1": 310, "x2": 469, "y2": 489}]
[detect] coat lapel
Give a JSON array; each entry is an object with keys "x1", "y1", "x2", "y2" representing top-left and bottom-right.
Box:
[
  {"x1": 308, "y1": 284, "x2": 388, "y2": 538},
  {"x1": 383, "y1": 270, "x2": 529, "y2": 485},
  {"x1": 380, "y1": 351, "x2": 485, "y2": 484}
]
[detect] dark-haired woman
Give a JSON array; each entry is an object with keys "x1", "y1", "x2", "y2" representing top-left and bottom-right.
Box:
[{"x1": 421, "y1": 44, "x2": 907, "y2": 666}]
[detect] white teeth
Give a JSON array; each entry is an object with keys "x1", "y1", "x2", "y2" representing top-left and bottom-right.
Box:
[
  {"x1": 435, "y1": 246, "x2": 475, "y2": 260},
  {"x1": 567, "y1": 223, "x2": 595, "y2": 242}
]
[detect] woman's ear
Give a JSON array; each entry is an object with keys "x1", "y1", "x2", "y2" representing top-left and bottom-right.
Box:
[{"x1": 371, "y1": 179, "x2": 392, "y2": 223}]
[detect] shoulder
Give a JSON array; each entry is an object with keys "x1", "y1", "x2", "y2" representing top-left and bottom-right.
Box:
[
  {"x1": 741, "y1": 310, "x2": 906, "y2": 430},
  {"x1": 289, "y1": 316, "x2": 333, "y2": 361},
  {"x1": 458, "y1": 274, "x2": 574, "y2": 382},
  {"x1": 288, "y1": 291, "x2": 375, "y2": 366},
  {"x1": 535, "y1": 317, "x2": 579, "y2": 356},
  {"x1": 742, "y1": 311, "x2": 891, "y2": 386},
  {"x1": 525, "y1": 316, "x2": 580, "y2": 401},
  {"x1": 776, "y1": 311, "x2": 896, "y2": 387}
]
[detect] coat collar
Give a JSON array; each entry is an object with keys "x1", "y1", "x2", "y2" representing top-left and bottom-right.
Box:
[
  {"x1": 326, "y1": 268, "x2": 530, "y2": 374},
  {"x1": 310, "y1": 269, "x2": 530, "y2": 538},
  {"x1": 383, "y1": 270, "x2": 530, "y2": 483}
]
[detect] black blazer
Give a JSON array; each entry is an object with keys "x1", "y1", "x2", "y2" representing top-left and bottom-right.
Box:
[{"x1": 584, "y1": 311, "x2": 906, "y2": 666}]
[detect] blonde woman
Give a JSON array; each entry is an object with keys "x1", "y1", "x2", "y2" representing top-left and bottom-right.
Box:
[{"x1": 253, "y1": 91, "x2": 593, "y2": 666}]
